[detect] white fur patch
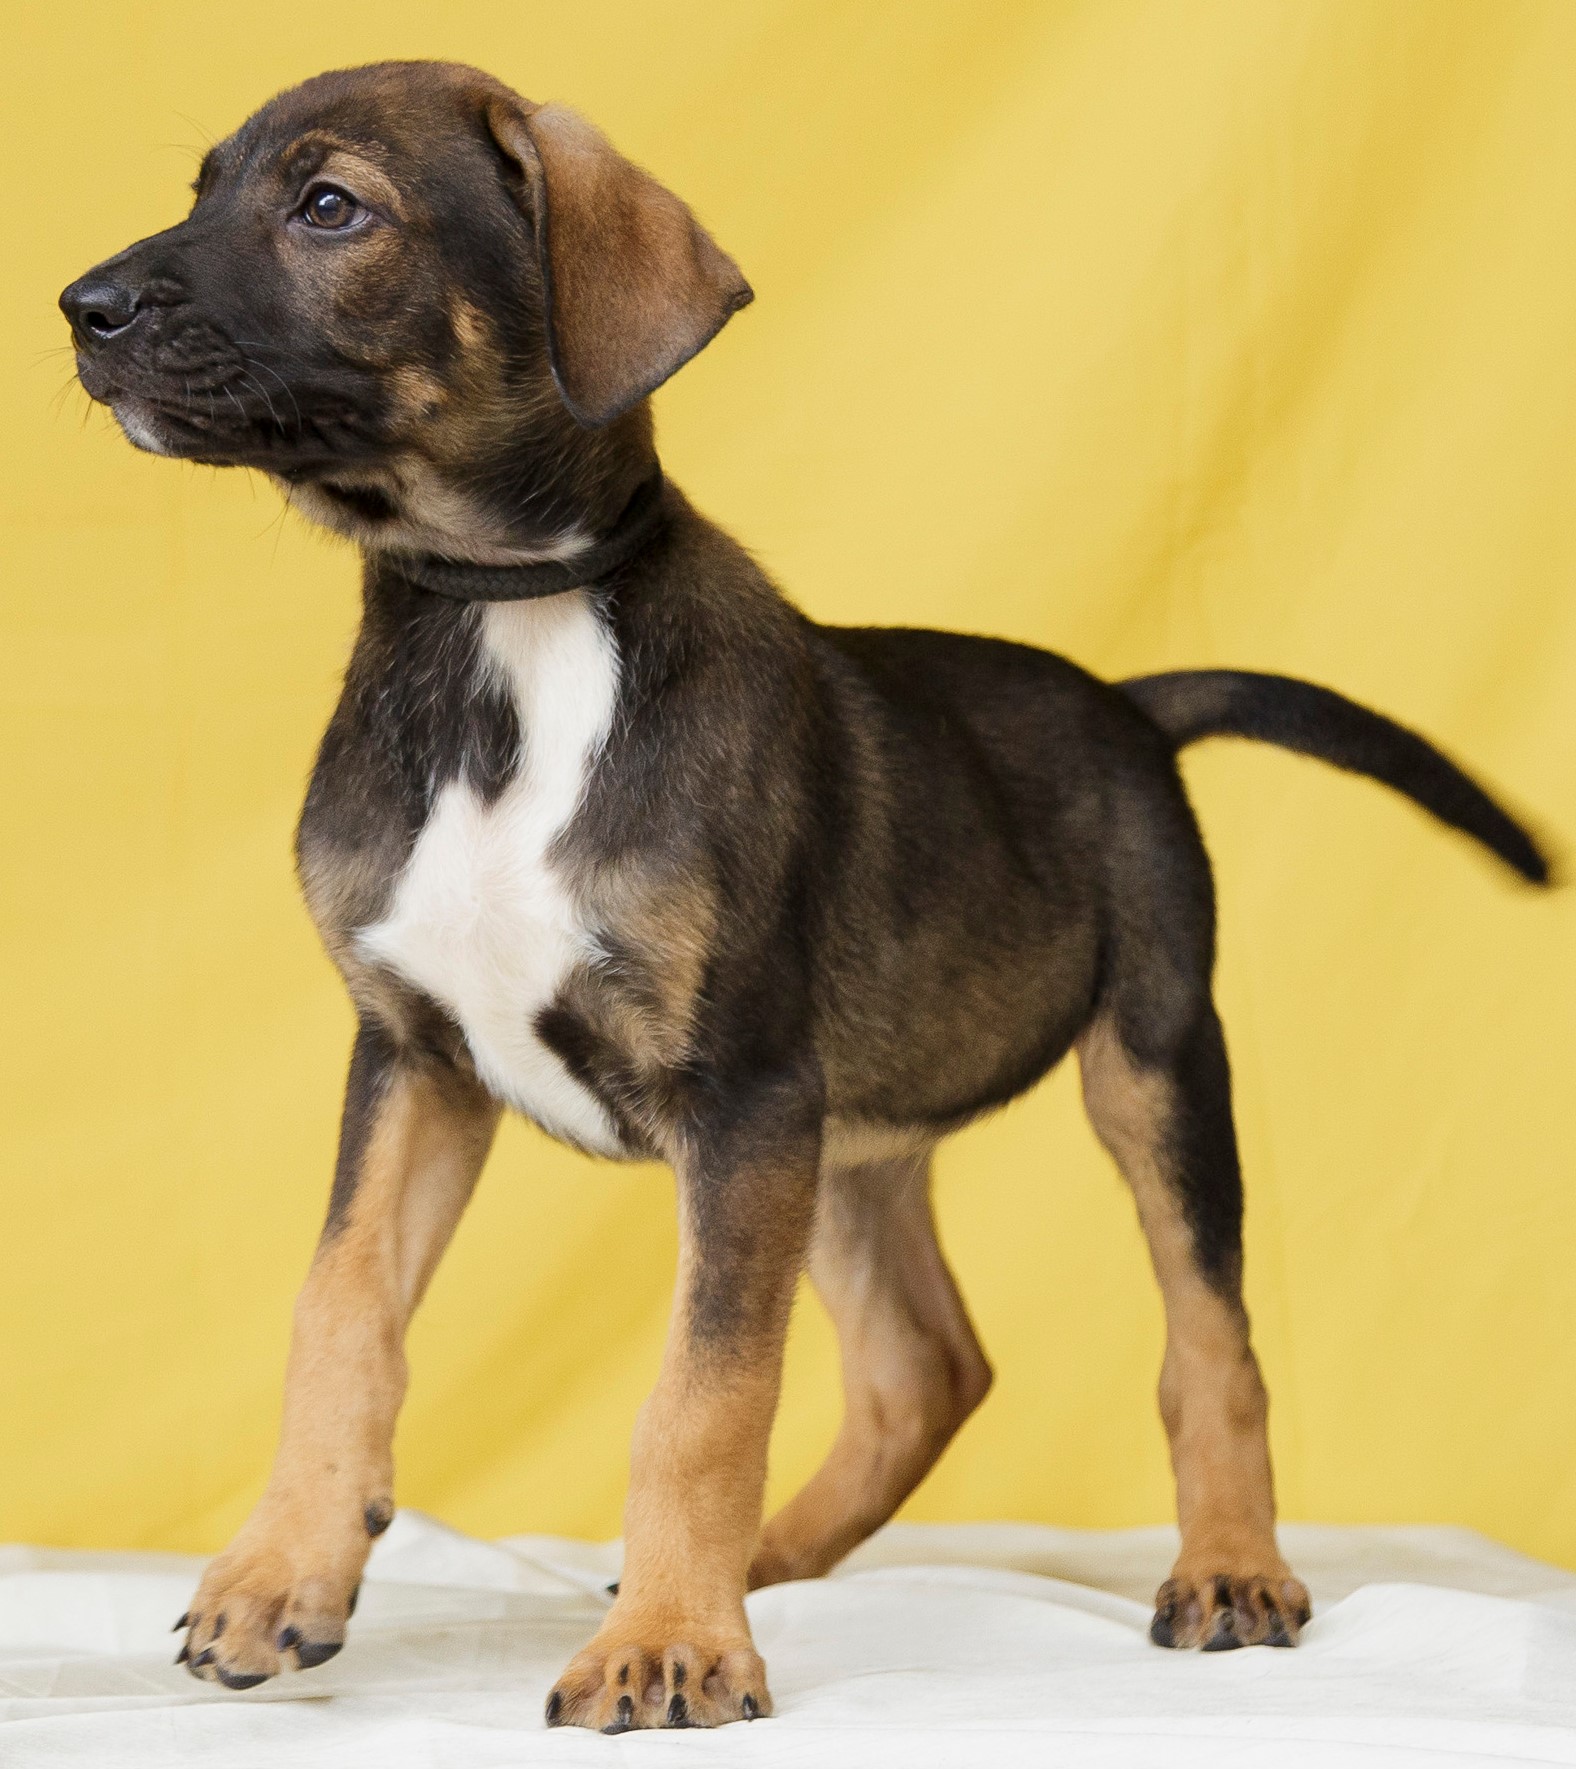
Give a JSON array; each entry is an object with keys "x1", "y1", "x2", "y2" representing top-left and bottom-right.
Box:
[
  {"x1": 112, "y1": 402, "x2": 172, "y2": 455},
  {"x1": 356, "y1": 592, "x2": 625, "y2": 1156}
]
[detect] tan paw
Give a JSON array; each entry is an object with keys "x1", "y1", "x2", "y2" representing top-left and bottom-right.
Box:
[
  {"x1": 1150, "y1": 1568, "x2": 1312, "y2": 1650},
  {"x1": 176, "y1": 1503, "x2": 386, "y2": 1689},
  {"x1": 546, "y1": 1628, "x2": 771, "y2": 1731}
]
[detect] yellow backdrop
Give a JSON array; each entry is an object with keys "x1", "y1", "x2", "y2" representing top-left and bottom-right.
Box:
[{"x1": 3, "y1": 1, "x2": 1574, "y2": 1568}]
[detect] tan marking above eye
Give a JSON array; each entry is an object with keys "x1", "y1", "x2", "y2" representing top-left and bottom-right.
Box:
[
  {"x1": 274, "y1": 133, "x2": 407, "y2": 221},
  {"x1": 389, "y1": 365, "x2": 447, "y2": 419},
  {"x1": 316, "y1": 150, "x2": 405, "y2": 220},
  {"x1": 450, "y1": 298, "x2": 489, "y2": 352}
]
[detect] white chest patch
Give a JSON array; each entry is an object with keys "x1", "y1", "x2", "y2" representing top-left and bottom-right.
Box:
[{"x1": 356, "y1": 593, "x2": 625, "y2": 1157}]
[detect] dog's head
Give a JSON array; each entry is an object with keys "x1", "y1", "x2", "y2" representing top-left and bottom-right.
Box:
[{"x1": 60, "y1": 61, "x2": 751, "y2": 558}]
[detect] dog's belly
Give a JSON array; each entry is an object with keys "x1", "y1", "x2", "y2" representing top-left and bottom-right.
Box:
[{"x1": 355, "y1": 594, "x2": 626, "y2": 1158}]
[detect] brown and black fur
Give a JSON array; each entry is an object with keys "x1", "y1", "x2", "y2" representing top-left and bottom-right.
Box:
[{"x1": 62, "y1": 60, "x2": 1550, "y2": 1728}]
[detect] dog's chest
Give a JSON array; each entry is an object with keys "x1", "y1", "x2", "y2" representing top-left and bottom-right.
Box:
[{"x1": 355, "y1": 595, "x2": 625, "y2": 1157}]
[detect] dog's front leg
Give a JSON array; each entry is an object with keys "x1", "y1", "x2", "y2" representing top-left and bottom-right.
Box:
[
  {"x1": 178, "y1": 1023, "x2": 498, "y2": 1688},
  {"x1": 547, "y1": 1082, "x2": 821, "y2": 1731}
]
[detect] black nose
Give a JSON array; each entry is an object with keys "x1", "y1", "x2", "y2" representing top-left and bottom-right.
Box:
[{"x1": 60, "y1": 276, "x2": 142, "y2": 347}]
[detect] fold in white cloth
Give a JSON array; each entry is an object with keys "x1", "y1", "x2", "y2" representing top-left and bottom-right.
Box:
[{"x1": 3, "y1": 1515, "x2": 1574, "y2": 1766}]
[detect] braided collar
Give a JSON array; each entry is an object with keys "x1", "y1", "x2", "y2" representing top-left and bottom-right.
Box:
[{"x1": 398, "y1": 470, "x2": 667, "y2": 602}]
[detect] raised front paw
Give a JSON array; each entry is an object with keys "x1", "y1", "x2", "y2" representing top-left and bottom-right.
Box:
[
  {"x1": 546, "y1": 1622, "x2": 770, "y2": 1731},
  {"x1": 1150, "y1": 1567, "x2": 1312, "y2": 1651},
  {"x1": 176, "y1": 1503, "x2": 387, "y2": 1689}
]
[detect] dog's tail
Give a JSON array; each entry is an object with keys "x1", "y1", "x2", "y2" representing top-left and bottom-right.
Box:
[{"x1": 1121, "y1": 669, "x2": 1551, "y2": 884}]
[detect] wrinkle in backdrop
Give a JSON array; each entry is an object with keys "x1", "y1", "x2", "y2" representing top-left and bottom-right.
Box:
[{"x1": 1, "y1": 1, "x2": 1573, "y2": 1562}]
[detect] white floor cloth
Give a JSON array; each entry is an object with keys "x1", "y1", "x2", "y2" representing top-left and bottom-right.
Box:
[{"x1": 3, "y1": 1514, "x2": 1574, "y2": 1766}]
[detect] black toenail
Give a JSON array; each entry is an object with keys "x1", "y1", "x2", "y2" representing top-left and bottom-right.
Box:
[
  {"x1": 617, "y1": 1663, "x2": 628, "y2": 1686},
  {"x1": 173, "y1": 1612, "x2": 189, "y2": 1632},
  {"x1": 217, "y1": 1668, "x2": 268, "y2": 1691},
  {"x1": 742, "y1": 1693, "x2": 760, "y2": 1720},
  {"x1": 1149, "y1": 1609, "x2": 1177, "y2": 1648},
  {"x1": 277, "y1": 1625, "x2": 301, "y2": 1651},
  {"x1": 363, "y1": 1499, "x2": 394, "y2": 1537},
  {"x1": 212, "y1": 1613, "x2": 227, "y2": 1638},
  {"x1": 175, "y1": 1643, "x2": 190, "y2": 1664},
  {"x1": 671, "y1": 1661, "x2": 686, "y2": 1688},
  {"x1": 190, "y1": 1649, "x2": 215, "y2": 1669},
  {"x1": 1264, "y1": 1606, "x2": 1294, "y2": 1648},
  {"x1": 605, "y1": 1580, "x2": 620, "y2": 1596},
  {"x1": 1202, "y1": 1613, "x2": 1243, "y2": 1652},
  {"x1": 294, "y1": 1640, "x2": 342, "y2": 1669},
  {"x1": 545, "y1": 1690, "x2": 563, "y2": 1725},
  {"x1": 667, "y1": 1693, "x2": 690, "y2": 1726},
  {"x1": 348, "y1": 1582, "x2": 361, "y2": 1618},
  {"x1": 602, "y1": 1693, "x2": 635, "y2": 1734}
]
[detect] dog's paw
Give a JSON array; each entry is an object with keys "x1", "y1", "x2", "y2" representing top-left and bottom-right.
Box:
[
  {"x1": 545, "y1": 1626, "x2": 770, "y2": 1731},
  {"x1": 176, "y1": 1538, "x2": 366, "y2": 1690},
  {"x1": 1150, "y1": 1569, "x2": 1311, "y2": 1650}
]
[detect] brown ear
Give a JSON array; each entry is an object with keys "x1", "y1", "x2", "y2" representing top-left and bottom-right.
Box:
[{"x1": 487, "y1": 99, "x2": 752, "y2": 428}]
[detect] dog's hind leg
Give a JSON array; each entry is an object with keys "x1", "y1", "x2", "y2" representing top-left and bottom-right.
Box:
[
  {"x1": 176, "y1": 1022, "x2": 499, "y2": 1689},
  {"x1": 748, "y1": 1150, "x2": 992, "y2": 1588},
  {"x1": 1078, "y1": 1006, "x2": 1311, "y2": 1649}
]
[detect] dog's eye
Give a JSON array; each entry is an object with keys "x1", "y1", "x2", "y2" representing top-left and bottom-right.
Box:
[{"x1": 302, "y1": 187, "x2": 361, "y2": 230}]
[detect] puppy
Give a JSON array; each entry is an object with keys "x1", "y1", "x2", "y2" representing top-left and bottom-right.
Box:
[{"x1": 61, "y1": 60, "x2": 1549, "y2": 1730}]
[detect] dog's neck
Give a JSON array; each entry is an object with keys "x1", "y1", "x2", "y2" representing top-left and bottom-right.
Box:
[
  {"x1": 388, "y1": 468, "x2": 668, "y2": 603},
  {"x1": 283, "y1": 401, "x2": 660, "y2": 572}
]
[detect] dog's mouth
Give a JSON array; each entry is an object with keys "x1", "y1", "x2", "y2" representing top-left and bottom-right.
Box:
[
  {"x1": 77, "y1": 343, "x2": 383, "y2": 477},
  {"x1": 81, "y1": 354, "x2": 444, "y2": 542},
  {"x1": 99, "y1": 391, "x2": 241, "y2": 462},
  {"x1": 71, "y1": 318, "x2": 497, "y2": 549}
]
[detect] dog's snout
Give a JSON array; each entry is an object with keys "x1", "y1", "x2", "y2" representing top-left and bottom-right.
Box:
[{"x1": 60, "y1": 276, "x2": 142, "y2": 347}]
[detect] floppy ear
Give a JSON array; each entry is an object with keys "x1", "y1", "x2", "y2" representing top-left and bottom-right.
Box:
[{"x1": 487, "y1": 99, "x2": 753, "y2": 428}]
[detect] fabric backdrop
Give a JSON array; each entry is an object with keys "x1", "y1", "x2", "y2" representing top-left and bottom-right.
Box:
[{"x1": 2, "y1": 1, "x2": 1573, "y2": 1567}]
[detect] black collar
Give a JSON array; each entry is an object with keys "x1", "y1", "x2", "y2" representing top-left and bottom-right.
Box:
[{"x1": 397, "y1": 470, "x2": 668, "y2": 603}]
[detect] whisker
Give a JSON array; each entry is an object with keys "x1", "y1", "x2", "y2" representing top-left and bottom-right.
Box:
[
  {"x1": 239, "y1": 354, "x2": 301, "y2": 430},
  {"x1": 171, "y1": 111, "x2": 218, "y2": 154},
  {"x1": 260, "y1": 489, "x2": 293, "y2": 560},
  {"x1": 236, "y1": 369, "x2": 282, "y2": 432},
  {"x1": 238, "y1": 369, "x2": 284, "y2": 431},
  {"x1": 51, "y1": 372, "x2": 88, "y2": 420},
  {"x1": 228, "y1": 338, "x2": 307, "y2": 370}
]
